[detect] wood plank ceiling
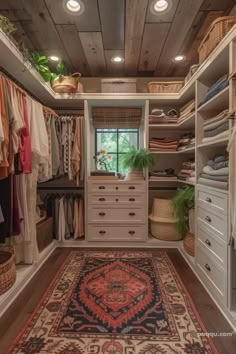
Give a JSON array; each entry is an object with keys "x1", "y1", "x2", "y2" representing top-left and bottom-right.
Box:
[{"x1": 0, "y1": 0, "x2": 235, "y2": 78}]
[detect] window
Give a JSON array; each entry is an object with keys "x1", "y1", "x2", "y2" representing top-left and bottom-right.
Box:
[{"x1": 95, "y1": 128, "x2": 139, "y2": 174}]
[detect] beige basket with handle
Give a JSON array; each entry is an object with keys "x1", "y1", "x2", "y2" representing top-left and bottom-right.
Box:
[
  {"x1": 51, "y1": 72, "x2": 81, "y2": 93},
  {"x1": 147, "y1": 81, "x2": 184, "y2": 94},
  {"x1": 198, "y1": 16, "x2": 236, "y2": 64},
  {"x1": 0, "y1": 245, "x2": 16, "y2": 295}
]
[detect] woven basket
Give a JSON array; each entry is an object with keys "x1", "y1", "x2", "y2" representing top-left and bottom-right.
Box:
[
  {"x1": 51, "y1": 73, "x2": 81, "y2": 93},
  {"x1": 0, "y1": 246, "x2": 16, "y2": 295},
  {"x1": 198, "y1": 16, "x2": 236, "y2": 64},
  {"x1": 148, "y1": 81, "x2": 184, "y2": 94},
  {"x1": 183, "y1": 231, "x2": 195, "y2": 257}
]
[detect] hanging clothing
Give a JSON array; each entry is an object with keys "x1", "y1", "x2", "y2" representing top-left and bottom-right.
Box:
[{"x1": 227, "y1": 123, "x2": 236, "y2": 248}]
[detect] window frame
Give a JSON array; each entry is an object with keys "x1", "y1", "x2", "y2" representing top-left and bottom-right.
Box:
[{"x1": 95, "y1": 128, "x2": 139, "y2": 173}]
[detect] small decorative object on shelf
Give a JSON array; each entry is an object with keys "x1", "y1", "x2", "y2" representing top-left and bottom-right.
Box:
[
  {"x1": 0, "y1": 245, "x2": 16, "y2": 295},
  {"x1": 121, "y1": 146, "x2": 154, "y2": 180},
  {"x1": 94, "y1": 149, "x2": 113, "y2": 172}
]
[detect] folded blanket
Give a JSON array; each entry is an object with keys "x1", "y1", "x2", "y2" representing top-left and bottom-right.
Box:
[
  {"x1": 207, "y1": 160, "x2": 229, "y2": 170},
  {"x1": 204, "y1": 122, "x2": 229, "y2": 137},
  {"x1": 198, "y1": 177, "x2": 228, "y2": 190},
  {"x1": 203, "y1": 110, "x2": 229, "y2": 127},
  {"x1": 198, "y1": 74, "x2": 229, "y2": 107},
  {"x1": 201, "y1": 130, "x2": 229, "y2": 143},
  {"x1": 204, "y1": 117, "x2": 227, "y2": 131},
  {"x1": 202, "y1": 165, "x2": 229, "y2": 176},
  {"x1": 200, "y1": 173, "x2": 228, "y2": 182},
  {"x1": 188, "y1": 176, "x2": 196, "y2": 183}
]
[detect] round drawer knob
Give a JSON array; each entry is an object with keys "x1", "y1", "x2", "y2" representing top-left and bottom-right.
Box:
[
  {"x1": 129, "y1": 212, "x2": 136, "y2": 216},
  {"x1": 116, "y1": 186, "x2": 119, "y2": 190},
  {"x1": 115, "y1": 198, "x2": 119, "y2": 202},
  {"x1": 205, "y1": 216, "x2": 211, "y2": 223},
  {"x1": 205, "y1": 263, "x2": 211, "y2": 272},
  {"x1": 205, "y1": 239, "x2": 211, "y2": 247},
  {"x1": 99, "y1": 198, "x2": 105, "y2": 201},
  {"x1": 99, "y1": 212, "x2": 106, "y2": 216},
  {"x1": 99, "y1": 230, "x2": 106, "y2": 234},
  {"x1": 206, "y1": 197, "x2": 212, "y2": 203},
  {"x1": 129, "y1": 230, "x2": 135, "y2": 235}
]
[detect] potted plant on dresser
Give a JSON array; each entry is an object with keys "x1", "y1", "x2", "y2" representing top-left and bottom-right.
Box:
[
  {"x1": 121, "y1": 146, "x2": 155, "y2": 180},
  {"x1": 171, "y1": 186, "x2": 195, "y2": 256}
]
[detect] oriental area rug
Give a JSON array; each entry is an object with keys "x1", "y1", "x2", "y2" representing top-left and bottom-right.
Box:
[{"x1": 8, "y1": 251, "x2": 217, "y2": 354}]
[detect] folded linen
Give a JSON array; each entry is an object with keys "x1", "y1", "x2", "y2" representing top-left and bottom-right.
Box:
[
  {"x1": 200, "y1": 173, "x2": 228, "y2": 182},
  {"x1": 204, "y1": 117, "x2": 228, "y2": 131},
  {"x1": 198, "y1": 74, "x2": 229, "y2": 107},
  {"x1": 188, "y1": 177, "x2": 196, "y2": 183},
  {"x1": 203, "y1": 110, "x2": 229, "y2": 127},
  {"x1": 201, "y1": 130, "x2": 229, "y2": 143},
  {"x1": 207, "y1": 160, "x2": 229, "y2": 170},
  {"x1": 202, "y1": 165, "x2": 229, "y2": 176},
  {"x1": 204, "y1": 122, "x2": 229, "y2": 137},
  {"x1": 198, "y1": 177, "x2": 228, "y2": 190}
]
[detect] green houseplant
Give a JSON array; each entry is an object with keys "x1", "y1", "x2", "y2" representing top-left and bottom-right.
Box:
[
  {"x1": 122, "y1": 146, "x2": 155, "y2": 180},
  {"x1": 171, "y1": 186, "x2": 195, "y2": 238}
]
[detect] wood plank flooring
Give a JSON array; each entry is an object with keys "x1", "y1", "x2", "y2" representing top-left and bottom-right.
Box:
[{"x1": 0, "y1": 248, "x2": 236, "y2": 354}]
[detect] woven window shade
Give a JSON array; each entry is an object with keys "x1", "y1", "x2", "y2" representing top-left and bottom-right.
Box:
[{"x1": 92, "y1": 107, "x2": 142, "y2": 128}]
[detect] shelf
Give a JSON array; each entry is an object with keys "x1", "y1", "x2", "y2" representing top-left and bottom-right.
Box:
[
  {"x1": 197, "y1": 135, "x2": 229, "y2": 148},
  {"x1": 149, "y1": 113, "x2": 195, "y2": 130},
  {"x1": 178, "y1": 179, "x2": 195, "y2": 186},
  {"x1": 197, "y1": 86, "x2": 229, "y2": 113},
  {"x1": 196, "y1": 183, "x2": 228, "y2": 194},
  {"x1": 149, "y1": 179, "x2": 195, "y2": 185}
]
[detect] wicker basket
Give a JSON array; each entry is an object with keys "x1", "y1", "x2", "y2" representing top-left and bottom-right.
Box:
[
  {"x1": 0, "y1": 246, "x2": 16, "y2": 295},
  {"x1": 148, "y1": 81, "x2": 184, "y2": 94},
  {"x1": 51, "y1": 73, "x2": 81, "y2": 93},
  {"x1": 198, "y1": 16, "x2": 236, "y2": 64},
  {"x1": 101, "y1": 79, "x2": 136, "y2": 93},
  {"x1": 183, "y1": 231, "x2": 195, "y2": 257}
]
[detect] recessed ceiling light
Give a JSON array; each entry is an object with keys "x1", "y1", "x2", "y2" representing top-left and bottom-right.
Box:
[
  {"x1": 173, "y1": 55, "x2": 186, "y2": 62},
  {"x1": 49, "y1": 56, "x2": 60, "y2": 62},
  {"x1": 63, "y1": 0, "x2": 84, "y2": 15},
  {"x1": 111, "y1": 56, "x2": 124, "y2": 64},
  {"x1": 150, "y1": 0, "x2": 171, "y2": 14}
]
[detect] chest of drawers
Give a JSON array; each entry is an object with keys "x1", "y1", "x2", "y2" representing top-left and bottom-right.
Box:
[
  {"x1": 86, "y1": 180, "x2": 147, "y2": 242},
  {"x1": 196, "y1": 185, "x2": 229, "y2": 305}
]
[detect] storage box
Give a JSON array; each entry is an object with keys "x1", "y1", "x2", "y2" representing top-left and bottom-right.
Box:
[
  {"x1": 101, "y1": 79, "x2": 136, "y2": 93},
  {"x1": 147, "y1": 81, "x2": 184, "y2": 94},
  {"x1": 36, "y1": 217, "x2": 53, "y2": 252},
  {"x1": 198, "y1": 16, "x2": 236, "y2": 64}
]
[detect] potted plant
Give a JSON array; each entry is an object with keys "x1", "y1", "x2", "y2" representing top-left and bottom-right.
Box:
[
  {"x1": 121, "y1": 146, "x2": 155, "y2": 180},
  {"x1": 171, "y1": 186, "x2": 195, "y2": 256},
  {"x1": 30, "y1": 51, "x2": 81, "y2": 93}
]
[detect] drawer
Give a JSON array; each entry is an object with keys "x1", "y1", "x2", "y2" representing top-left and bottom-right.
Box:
[
  {"x1": 87, "y1": 225, "x2": 146, "y2": 242},
  {"x1": 197, "y1": 187, "x2": 228, "y2": 215},
  {"x1": 88, "y1": 208, "x2": 144, "y2": 223},
  {"x1": 197, "y1": 244, "x2": 227, "y2": 301},
  {"x1": 197, "y1": 224, "x2": 227, "y2": 267},
  {"x1": 87, "y1": 181, "x2": 145, "y2": 194},
  {"x1": 88, "y1": 194, "x2": 145, "y2": 206},
  {"x1": 198, "y1": 207, "x2": 228, "y2": 241}
]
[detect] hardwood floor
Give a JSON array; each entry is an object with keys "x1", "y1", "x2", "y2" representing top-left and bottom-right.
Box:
[{"x1": 0, "y1": 247, "x2": 236, "y2": 354}]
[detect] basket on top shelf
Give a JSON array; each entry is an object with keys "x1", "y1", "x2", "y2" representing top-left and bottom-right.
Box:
[
  {"x1": 0, "y1": 245, "x2": 16, "y2": 295},
  {"x1": 147, "y1": 81, "x2": 184, "y2": 94},
  {"x1": 198, "y1": 16, "x2": 236, "y2": 64}
]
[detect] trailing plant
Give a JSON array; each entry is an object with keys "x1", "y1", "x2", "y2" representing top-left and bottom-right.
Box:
[
  {"x1": 171, "y1": 186, "x2": 195, "y2": 238},
  {"x1": 121, "y1": 146, "x2": 155, "y2": 171},
  {"x1": 0, "y1": 15, "x2": 16, "y2": 37}
]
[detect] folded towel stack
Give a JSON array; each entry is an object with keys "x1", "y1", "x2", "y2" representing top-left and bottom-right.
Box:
[
  {"x1": 198, "y1": 74, "x2": 229, "y2": 107},
  {"x1": 149, "y1": 137, "x2": 178, "y2": 151},
  {"x1": 178, "y1": 159, "x2": 195, "y2": 183},
  {"x1": 178, "y1": 99, "x2": 195, "y2": 123},
  {"x1": 149, "y1": 168, "x2": 177, "y2": 181},
  {"x1": 149, "y1": 108, "x2": 178, "y2": 124},
  {"x1": 177, "y1": 133, "x2": 195, "y2": 151},
  {"x1": 201, "y1": 110, "x2": 230, "y2": 143},
  {"x1": 198, "y1": 155, "x2": 229, "y2": 190}
]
